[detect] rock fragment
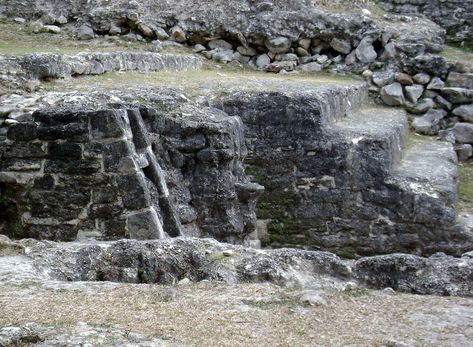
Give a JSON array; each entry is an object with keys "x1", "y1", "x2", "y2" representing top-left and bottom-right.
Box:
[
  {"x1": 77, "y1": 25, "x2": 94, "y2": 40},
  {"x1": 381, "y1": 82, "x2": 404, "y2": 106}
]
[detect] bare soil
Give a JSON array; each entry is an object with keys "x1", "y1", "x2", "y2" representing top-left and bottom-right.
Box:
[{"x1": 1, "y1": 281, "x2": 472, "y2": 347}]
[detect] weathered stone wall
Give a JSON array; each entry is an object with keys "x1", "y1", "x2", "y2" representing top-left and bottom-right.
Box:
[
  {"x1": 21, "y1": 52, "x2": 202, "y2": 80},
  {"x1": 378, "y1": 0, "x2": 473, "y2": 43},
  {"x1": 1, "y1": 108, "x2": 167, "y2": 240},
  {"x1": 215, "y1": 88, "x2": 472, "y2": 256},
  {"x1": 0, "y1": 103, "x2": 261, "y2": 243}
]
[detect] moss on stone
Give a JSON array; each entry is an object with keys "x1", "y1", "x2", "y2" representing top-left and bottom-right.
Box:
[{"x1": 459, "y1": 161, "x2": 473, "y2": 212}]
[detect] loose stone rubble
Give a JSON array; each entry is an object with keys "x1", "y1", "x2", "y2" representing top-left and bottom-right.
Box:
[{"x1": 378, "y1": 0, "x2": 473, "y2": 44}]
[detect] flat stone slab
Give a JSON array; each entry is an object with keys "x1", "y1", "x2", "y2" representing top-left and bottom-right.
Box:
[
  {"x1": 1, "y1": 236, "x2": 473, "y2": 297},
  {"x1": 3, "y1": 52, "x2": 204, "y2": 80}
]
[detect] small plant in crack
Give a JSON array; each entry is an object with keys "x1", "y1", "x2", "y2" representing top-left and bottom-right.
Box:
[
  {"x1": 0, "y1": 184, "x2": 9, "y2": 205},
  {"x1": 0, "y1": 194, "x2": 7, "y2": 205}
]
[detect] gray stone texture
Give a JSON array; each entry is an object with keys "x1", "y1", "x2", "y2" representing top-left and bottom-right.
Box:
[
  {"x1": 381, "y1": 82, "x2": 405, "y2": 106},
  {"x1": 0, "y1": 102, "x2": 262, "y2": 243},
  {"x1": 378, "y1": 0, "x2": 473, "y2": 44},
  {"x1": 1, "y1": 74, "x2": 471, "y2": 256},
  {"x1": 20, "y1": 52, "x2": 203, "y2": 81},
  {"x1": 4, "y1": 236, "x2": 473, "y2": 297}
]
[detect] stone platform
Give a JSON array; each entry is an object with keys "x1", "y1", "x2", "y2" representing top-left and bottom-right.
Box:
[{"x1": 1, "y1": 68, "x2": 471, "y2": 256}]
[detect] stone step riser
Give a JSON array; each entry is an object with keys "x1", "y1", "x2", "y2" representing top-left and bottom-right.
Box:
[
  {"x1": 327, "y1": 110, "x2": 408, "y2": 186},
  {"x1": 215, "y1": 84, "x2": 369, "y2": 133},
  {"x1": 10, "y1": 52, "x2": 203, "y2": 80}
]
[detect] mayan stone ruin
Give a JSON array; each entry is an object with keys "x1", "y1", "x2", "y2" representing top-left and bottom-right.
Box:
[{"x1": 0, "y1": 1, "x2": 472, "y2": 346}]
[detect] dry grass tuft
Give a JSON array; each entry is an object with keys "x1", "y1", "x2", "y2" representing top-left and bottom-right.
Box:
[{"x1": 1, "y1": 281, "x2": 472, "y2": 346}]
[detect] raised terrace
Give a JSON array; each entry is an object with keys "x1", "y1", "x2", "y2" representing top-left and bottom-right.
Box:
[{"x1": 1, "y1": 66, "x2": 471, "y2": 257}]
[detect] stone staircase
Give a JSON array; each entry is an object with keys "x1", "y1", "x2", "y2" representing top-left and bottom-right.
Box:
[
  {"x1": 0, "y1": 64, "x2": 471, "y2": 255},
  {"x1": 216, "y1": 79, "x2": 472, "y2": 256}
]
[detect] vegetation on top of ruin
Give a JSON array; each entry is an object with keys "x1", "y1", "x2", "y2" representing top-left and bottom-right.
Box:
[
  {"x1": 459, "y1": 162, "x2": 473, "y2": 212},
  {"x1": 442, "y1": 44, "x2": 473, "y2": 71},
  {"x1": 0, "y1": 23, "x2": 152, "y2": 55},
  {"x1": 311, "y1": 0, "x2": 386, "y2": 16},
  {"x1": 45, "y1": 68, "x2": 360, "y2": 96}
]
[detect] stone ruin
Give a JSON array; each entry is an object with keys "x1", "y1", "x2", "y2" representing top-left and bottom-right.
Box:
[
  {"x1": 0, "y1": 0, "x2": 472, "y2": 302},
  {"x1": 2, "y1": 78, "x2": 472, "y2": 256}
]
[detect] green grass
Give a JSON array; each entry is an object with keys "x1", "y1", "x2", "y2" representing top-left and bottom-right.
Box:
[
  {"x1": 445, "y1": 42, "x2": 473, "y2": 54},
  {"x1": 458, "y1": 162, "x2": 473, "y2": 212},
  {"x1": 311, "y1": 0, "x2": 386, "y2": 17},
  {"x1": 206, "y1": 252, "x2": 228, "y2": 262},
  {"x1": 404, "y1": 130, "x2": 434, "y2": 150},
  {"x1": 442, "y1": 44, "x2": 473, "y2": 69},
  {"x1": 342, "y1": 287, "x2": 372, "y2": 297},
  {"x1": 45, "y1": 67, "x2": 360, "y2": 98},
  {"x1": 0, "y1": 22, "x2": 156, "y2": 56}
]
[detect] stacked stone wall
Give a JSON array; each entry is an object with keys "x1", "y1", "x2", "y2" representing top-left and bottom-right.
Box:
[
  {"x1": 0, "y1": 105, "x2": 262, "y2": 243},
  {"x1": 378, "y1": 0, "x2": 473, "y2": 43}
]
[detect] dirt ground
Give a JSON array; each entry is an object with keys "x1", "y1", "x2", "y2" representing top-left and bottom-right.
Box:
[{"x1": 1, "y1": 280, "x2": 473, "y2": 347}]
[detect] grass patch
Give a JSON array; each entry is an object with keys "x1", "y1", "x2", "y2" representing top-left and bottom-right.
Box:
[
  {"x1": 206, "y1": 252, "x2": 228, "y2": 262},
  {"x1": 311, "y1": 0, "x2": 386, "y2": 17},
  {"x1": 445, "y1": 42, "x2": 473, "y2": 54},
  {"x1": 342, "y1": 287, "x2": 371, "y2": 297},
  {"x1": 334, "y1": 247, "x2": 360, "y2": 260},
  {"x1": 1, "y1": 281, "x2": 472, "y2": 346},
  {"x1": 15, "y1": 281, "x2": 42, "y2": 289},
  {"x1": 404, "y1": 130, "x2": 434, "y2": 151},
  {"x1": 241, "y1": 291, "x2": 298, "y2": 309},
  {"x1": 458, "y1": 161, "x2": 473, "y2": 212},
  {"x1": 442, "y1": 44, "x2": 473, "y2": 70},
  {"x1": 47, "y1": 67, "x2": 359, "y2": 97},
  {"x1": 0, "y1": 22, "x2": 155, "y2": 56}
]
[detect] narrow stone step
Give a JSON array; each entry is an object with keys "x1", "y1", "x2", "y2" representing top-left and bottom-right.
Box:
[
  {"x1": 8, "y1": 52, "x2": 204, "y2": 81},
  {"x1": 329, "y1": 106, "x2": 408, "y2": 185},
  {"x1": 387, "y1": 139, "x2": 458, "y2": 227}
]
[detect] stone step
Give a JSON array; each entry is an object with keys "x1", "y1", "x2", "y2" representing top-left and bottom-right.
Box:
[
  {"x1": 216, "y1": 79, "x2": 369, "y2": 137},
  {"x1": 329, "y1": 106, "x2": 408, "y2": 185},
  {"x1": 3, "y1": 52, "x2": 204, "y2": 81},
  {"x1": 387, "y1": 139, "x2": 458, "y2": 228}
]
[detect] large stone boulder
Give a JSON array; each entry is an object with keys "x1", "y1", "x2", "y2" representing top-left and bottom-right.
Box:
[
  {"x1": 451, "y1": 123, "x2": 473, "y2": 144},
  {"x1": 412, "y1": 109, "x2": 446, "y2": 135},
  {"x1": 265, "y1": 37, "x2": 292, "y2": 54},
  {"x1": 453, "y1": 104, "x2": 473, "y2": 123},
  {"x1": 405, "y1": 84, "x2": 424, "y2": 104},
  {"x1": 441, "y1": 88, "x2": 473, "y2": 104},
  {"x1": 330, "y1": 38, "x2": 352, "y2": 55},
  {"x1": 355, "y1": 37, "x2": 377, "y2": 63},
  {"x1": 76, "y1": 25, "x2": 94, "y2": 40},
  {"x1": 381, "y1": 82, "x2": 404, "y2": 106}
]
